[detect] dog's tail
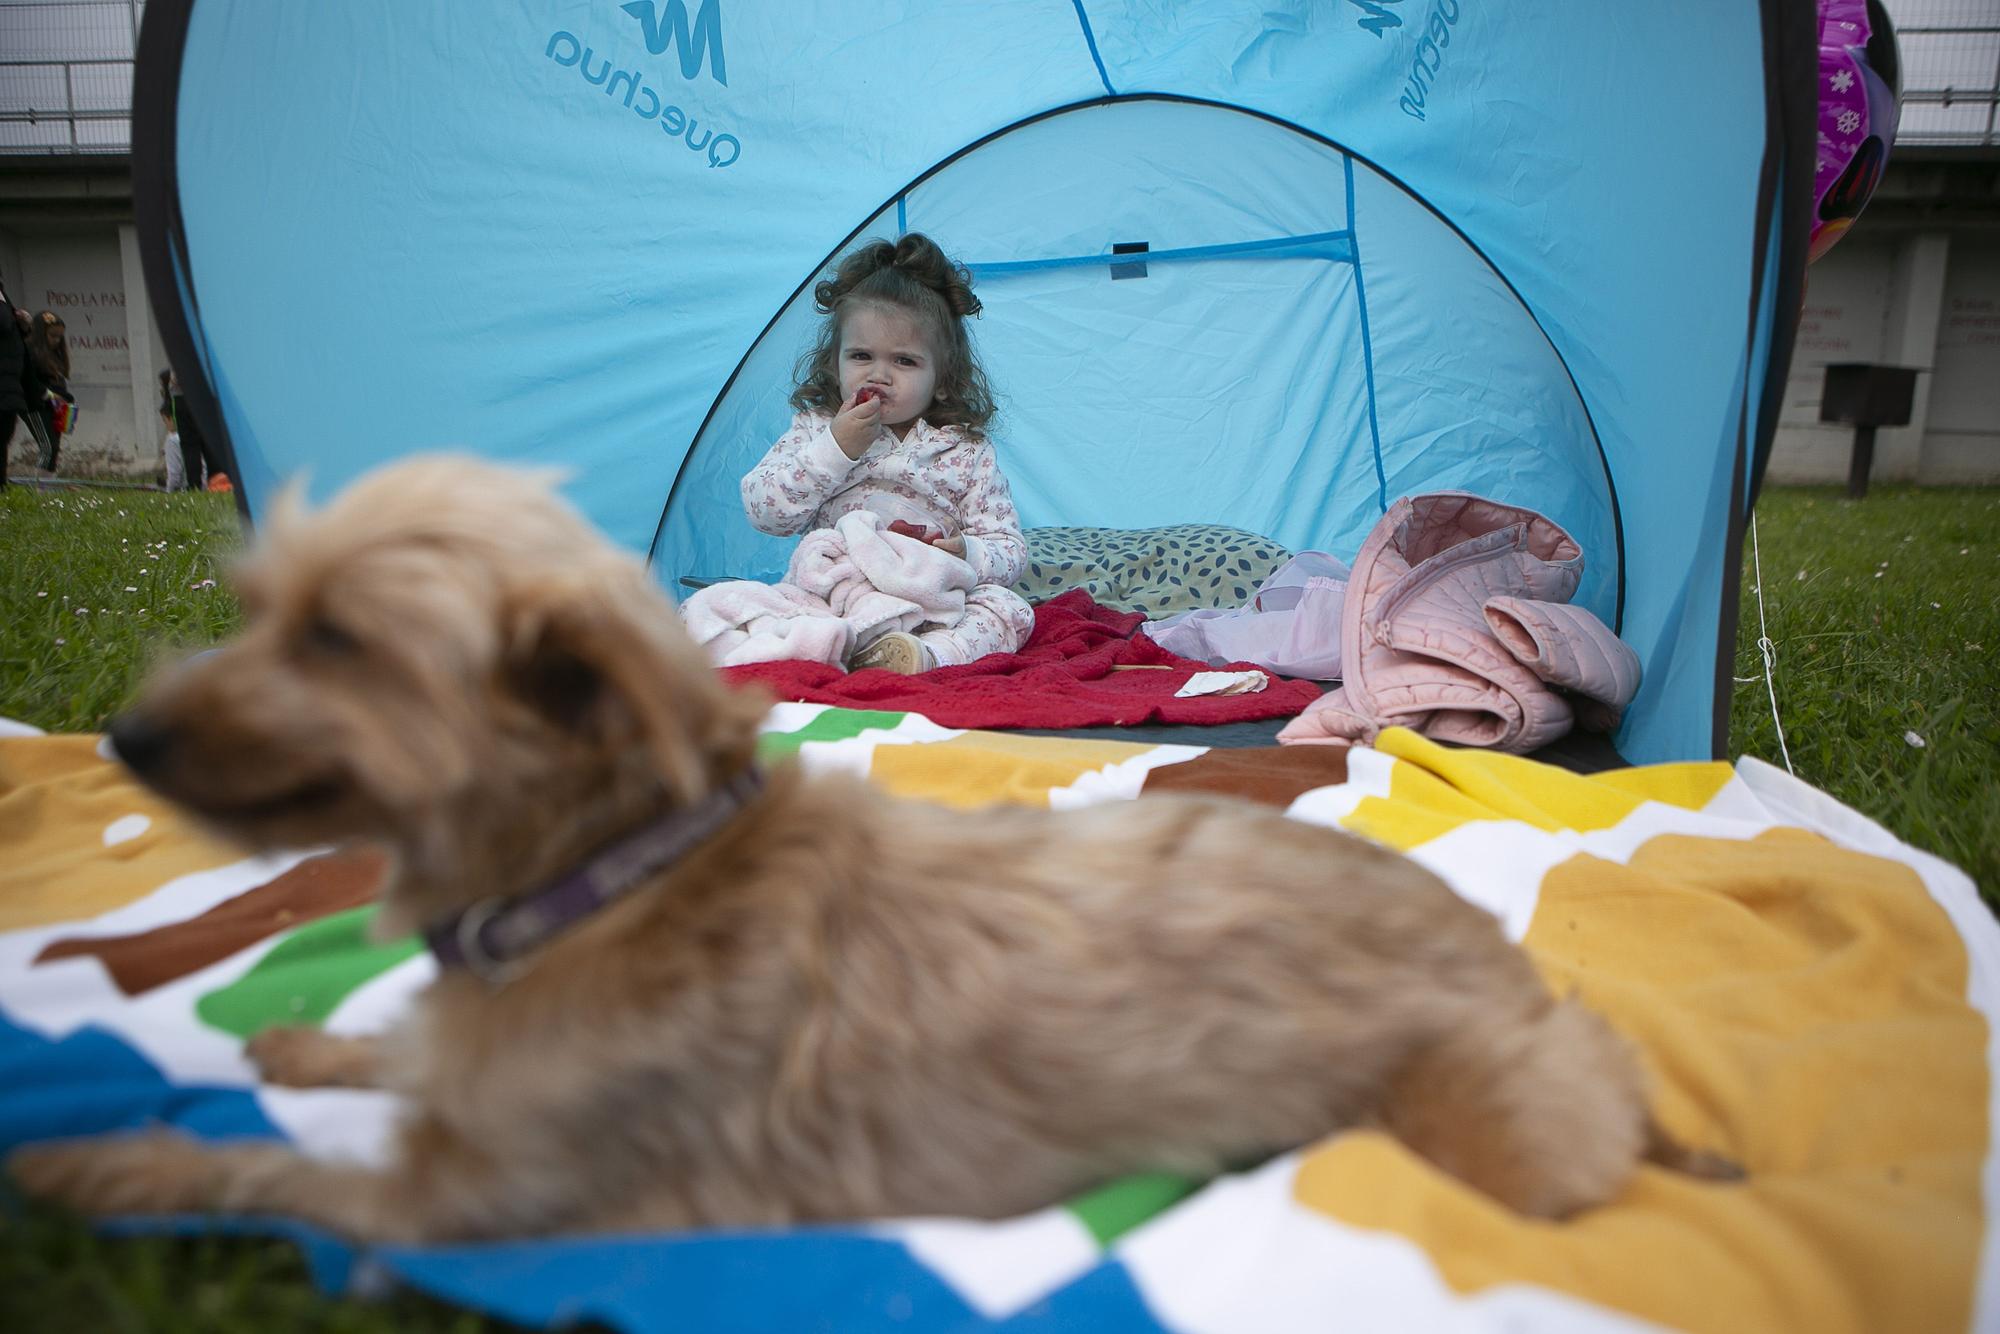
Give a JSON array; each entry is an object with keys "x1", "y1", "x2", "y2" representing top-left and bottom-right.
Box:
[
  {"x1": 1377, "y1": 999, "x2": 1736, "y2": 1219},
  {"x1": 1644, "y1": 1115, "x2": 1745, "y2": 1182}
]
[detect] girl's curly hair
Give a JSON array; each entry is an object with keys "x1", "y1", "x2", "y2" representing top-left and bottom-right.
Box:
[{"x1": 790, "y1": 233, "x2": 997, "y2": 434}]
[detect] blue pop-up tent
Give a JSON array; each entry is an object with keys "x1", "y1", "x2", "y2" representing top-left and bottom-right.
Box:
[{"x1": 134, "y1": 1, "x2": 1816, "y2": 764}]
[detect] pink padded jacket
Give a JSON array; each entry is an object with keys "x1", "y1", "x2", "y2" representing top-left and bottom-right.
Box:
[{"x1": 1277, "y1": 492, "x2": 1639, "y2": 753}]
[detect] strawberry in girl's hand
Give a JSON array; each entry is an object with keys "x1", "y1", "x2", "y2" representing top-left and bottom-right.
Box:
[{"x1": 855, "y1": 386, "x2": 886, "y2": 405}]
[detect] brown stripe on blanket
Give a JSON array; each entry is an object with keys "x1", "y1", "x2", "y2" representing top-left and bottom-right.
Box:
[
  {"x1": 1139, "y1": 744, "x2": 1352, "y2": 807},
  {"x1": 34, "y1": 847, "x2": 388, "y2": 996}
]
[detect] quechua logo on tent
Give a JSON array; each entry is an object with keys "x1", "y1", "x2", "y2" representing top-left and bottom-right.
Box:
[
  {"x1": 543, "y1": 0, "x2": 740, "y2": 168},
  {"x1": 1389, "y1": 0, "x2": 1463, "y2": 123},
  {"x1": 1348, "y1": 0, "x2": 1407, "y2": 37},
  {"x1": 619, "y1": 0, "x2": 726, "y2": 86},
  {"x1": 1348, "y1": 0, "x2": 1467, "y2": 123}
]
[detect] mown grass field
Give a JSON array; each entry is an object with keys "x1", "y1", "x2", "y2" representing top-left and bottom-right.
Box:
[{"x1": 1724, "y1": 486, "x2": 1998, "y2": 897}]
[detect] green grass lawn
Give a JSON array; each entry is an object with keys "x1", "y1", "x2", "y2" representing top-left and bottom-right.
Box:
[
  {"x1": 0, "y1": 486, "x2": 242, "y2": 732},
  {"x1": 1727, "y1": 486, "x2": 1999, "y2": 897},
  {"x1": 1, "y1": 1201, "x2": 501, "y2": 1333},
  {"x1": 0, "y1": 479, "x2": 1995, "y2": 1328}
]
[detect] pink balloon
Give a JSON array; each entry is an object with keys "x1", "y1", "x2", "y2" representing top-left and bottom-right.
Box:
[{"x1": 1811, "y1": 0, "x2": 1901, "y2": 264}]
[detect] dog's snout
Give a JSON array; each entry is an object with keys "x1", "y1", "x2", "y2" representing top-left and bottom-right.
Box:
[{"x1": 107, "y1": 713, "x2": 177, "y2": 776}]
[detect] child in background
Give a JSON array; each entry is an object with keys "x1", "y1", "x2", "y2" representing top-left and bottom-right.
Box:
[
  {"x1": 158, "y1": 369, "x2": 185, "y2": 491},
  {"x1": 741, "y1": 233, "x2": 1032, "y2": 673}
]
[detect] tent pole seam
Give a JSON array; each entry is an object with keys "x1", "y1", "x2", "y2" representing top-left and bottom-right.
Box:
[
  {"x1": 1715, "y1": 0, "x2": 1815, "y2": 760},
  {"x1": 1069, "y1": 1, "x2": 1117, "y2": 98},
  {"x1": 1344, "y1": 154, "x2": 1388, "y2": 514},
  {"x1": 965, "y1": 229, "x2": 1355, "y2": 276}
]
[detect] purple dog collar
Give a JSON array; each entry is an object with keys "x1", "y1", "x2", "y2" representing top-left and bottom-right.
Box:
[{"x1": 424, "y1": 767, "x2": 765, "y2": 984}]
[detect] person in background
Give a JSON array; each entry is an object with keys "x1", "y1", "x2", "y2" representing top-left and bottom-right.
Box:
[
  {"x1": 154, "y1": 368, "x2": 182, "y2": 490},
  {"x1": 24, "y1": 310, "x2": 73, "y2": 472},
  {"x1": 0, "y1": 282, "x2": 24, "y2": 489},
  {"x1": 166, "y1": 368, "x2": 225, "y2": 491}
]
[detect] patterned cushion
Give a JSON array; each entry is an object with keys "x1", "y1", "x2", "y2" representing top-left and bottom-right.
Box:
[{"x1": 1016, "y1": 525, "x2": 1294, "y2": 618}]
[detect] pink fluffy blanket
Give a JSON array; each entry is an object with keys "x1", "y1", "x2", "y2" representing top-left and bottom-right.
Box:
[{"x1": 680, "y1": 511, "x2": 977, "y2": 667}]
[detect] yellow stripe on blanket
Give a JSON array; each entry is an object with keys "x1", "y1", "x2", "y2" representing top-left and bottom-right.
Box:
[
  {"x1": 1298, "y1": 751, "x2": 1986, "y2": 1334},
  {"x1": 0, "y1": 735, "x2": 241, "y2": 931},
  {"x1": 867, "y1": 732, "x2": 1152, "y2": 810},
  {"x1": 1344, "y1": 729, "x2": 1735, "y2": 851}
]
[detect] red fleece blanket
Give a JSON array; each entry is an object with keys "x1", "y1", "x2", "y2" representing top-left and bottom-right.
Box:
[{"x1": 720, "y1": 590, "x2": 1326, "y2": 730}]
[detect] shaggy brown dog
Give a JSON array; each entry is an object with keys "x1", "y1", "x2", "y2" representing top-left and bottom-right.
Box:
[{"x1": 9, "y1": 458, "x2": 1731, "y2": 1242}]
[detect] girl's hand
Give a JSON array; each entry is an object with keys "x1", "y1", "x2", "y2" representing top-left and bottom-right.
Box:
[
  {"x1": 885, "y1": 521, "x2": 964, "y2": 557},
  {"x1": 832, "y1": 392, "x2": 883, "y2": 459}
]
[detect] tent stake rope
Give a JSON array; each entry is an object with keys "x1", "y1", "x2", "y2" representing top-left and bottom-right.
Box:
[{"x1": 1734, "y1": 511, "x2": 1795, "y2": 776}]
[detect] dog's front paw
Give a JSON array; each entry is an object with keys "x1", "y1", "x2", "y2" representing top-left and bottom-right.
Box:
[
  {"x1": 8, "y1": 1131, "x2": 221, "y2": 1217},
  {"x1": 245, "y1": 1026, "x2": 379, "y2": 1089}
]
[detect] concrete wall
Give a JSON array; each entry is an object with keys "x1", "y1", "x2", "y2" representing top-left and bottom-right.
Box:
[
  {"x1": 1926, "y1": 244, "x2": 2000, "y2": 483},
  {"x1": 1768, "y1": 229, "x2": 2000, "y2": 486}
]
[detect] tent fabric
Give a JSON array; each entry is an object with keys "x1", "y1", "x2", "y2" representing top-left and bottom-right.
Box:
[
  {"x1": 655, "y1": 101, "x2": 1619, "y2": 629},
  {"x1": 132, "y1": 1, "x2": 1817, "y2": 763}
]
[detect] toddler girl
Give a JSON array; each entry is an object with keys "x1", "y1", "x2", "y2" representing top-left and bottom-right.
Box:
[{"x1": 740, "y1": 233, "x2": 1032, "y2": 673}]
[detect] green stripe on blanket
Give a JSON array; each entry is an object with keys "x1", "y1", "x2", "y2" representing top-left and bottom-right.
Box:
[
  {"x1": 196, "y1": 905, "x2": 422, "y2": 1038},
  {"x1": 758, "y1": 707, "x2": 909, "y2": 759}
]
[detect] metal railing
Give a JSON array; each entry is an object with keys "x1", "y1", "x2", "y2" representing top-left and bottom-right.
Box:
[
  {"x1": 0, "y1": 0, "x2": 142, "y2": 155},
  {"x1": 0, "y1": 58, "x2": 135, "y2": 153},
  {"x1": 1885, "y1": 4, "x2": 2000, "y2": 148}
]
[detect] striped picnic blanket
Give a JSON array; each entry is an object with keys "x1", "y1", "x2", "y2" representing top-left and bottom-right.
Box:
[{"x1": 1, "y1": 706, "x2": 1993, "y2": 1332}]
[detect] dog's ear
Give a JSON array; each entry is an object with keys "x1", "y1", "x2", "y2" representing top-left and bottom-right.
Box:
[{"x1": 505, "y1": 565, "x2": 766, "y2": 804}]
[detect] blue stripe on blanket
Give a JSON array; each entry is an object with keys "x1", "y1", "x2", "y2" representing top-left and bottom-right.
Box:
[
  {"x1": 994, "y1": 1264, "x2": 1168, "y2": 1332},
  {"x1": 0, "y1": 1009, "x2": 280, "y2": 1146},
  {"x1": 1, "y1": 1008, "x2": 1171, "y2": 1332},
  {"x1": 384, "y1": 1232, "x2": 985, "y2": 1331}
]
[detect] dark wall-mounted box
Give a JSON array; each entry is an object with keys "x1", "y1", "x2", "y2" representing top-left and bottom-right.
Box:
[{"x1": 1819, "y1": 363, "x2": 1920, "y2": 428}]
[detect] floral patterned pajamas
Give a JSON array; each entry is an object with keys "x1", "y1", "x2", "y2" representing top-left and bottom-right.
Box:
[{"x1": 741, "y1": 411, "x2": 1034, "y2": 665}]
